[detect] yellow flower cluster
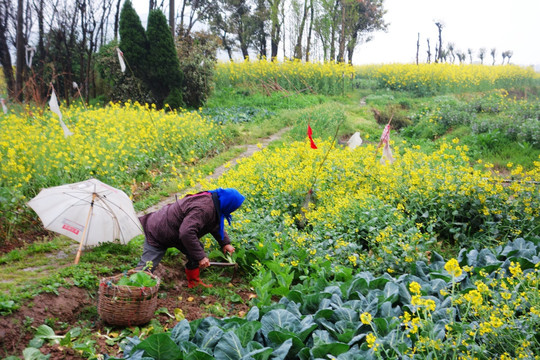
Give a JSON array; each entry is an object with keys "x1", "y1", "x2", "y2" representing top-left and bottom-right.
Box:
[
  {"x1": 1, "y1": 101, "x2": 225, "y2": 203},
  {"x1": 215, "y1": 59, "x2": 356, "y2": 94},
  {"x1": 200, "y1": 138, "x2": 539, "y2": 272},
  {"x1": 373, "y1": 63, "x2": 537, "y2": 93},
  {"x1": 445, "y1": 258, "x2": 463, "y2": 278},
  {"x1": 435, "y1": 263, "x2": 540, "y2": 358}
]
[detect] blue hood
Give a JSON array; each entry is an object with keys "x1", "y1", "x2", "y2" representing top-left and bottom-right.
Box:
[{"x1": 209, "y1": 188, "x2": 245, "y2": 240}]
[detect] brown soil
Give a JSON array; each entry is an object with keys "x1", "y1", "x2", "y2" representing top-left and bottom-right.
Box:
[{"x1": 0, "y1": 264, "x2": 254, "y2": 359}]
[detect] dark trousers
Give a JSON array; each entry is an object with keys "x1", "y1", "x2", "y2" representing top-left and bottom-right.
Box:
[{"x1": 136, "y1": 238, "x2": 198, "y2": 271}]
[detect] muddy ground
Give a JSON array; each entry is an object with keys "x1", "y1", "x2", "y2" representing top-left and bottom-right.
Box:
[{"x1": 0, "y1": 263, "x2": 253, "y2": 359}]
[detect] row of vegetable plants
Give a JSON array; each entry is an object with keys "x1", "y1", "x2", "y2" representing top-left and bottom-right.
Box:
[
  {"x1": 400, "y1": 89, "x2": 540, "y2": 149},
  {"x1": 94, "y1": 238, "x2": 538, "y2": 359}
]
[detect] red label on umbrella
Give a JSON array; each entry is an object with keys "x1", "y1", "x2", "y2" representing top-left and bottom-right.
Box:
[{"x1": 62, "y1": 224, "x2": 80, "y2": 235}]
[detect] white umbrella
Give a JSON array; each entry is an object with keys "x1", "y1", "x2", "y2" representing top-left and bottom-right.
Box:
[{"x1": 27, "y1": 178, "x2": 143, "y2": 264}]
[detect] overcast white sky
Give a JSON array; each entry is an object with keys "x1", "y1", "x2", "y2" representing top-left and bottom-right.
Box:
[
  {"x1": 357, "y1": 0, "x2": 540, "y2": 67},
  {"x1": 132, "y1": 0, "x2": 540, "y2": 68}
]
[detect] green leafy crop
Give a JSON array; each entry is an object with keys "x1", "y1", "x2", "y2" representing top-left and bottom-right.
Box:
[{"x1": 116, "y1": 271, "x2": 157, "y2": 288}]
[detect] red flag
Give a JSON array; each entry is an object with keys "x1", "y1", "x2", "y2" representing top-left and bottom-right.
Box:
[{"x1": 307, "y1": 124, "x2": 317, "y2": 149}]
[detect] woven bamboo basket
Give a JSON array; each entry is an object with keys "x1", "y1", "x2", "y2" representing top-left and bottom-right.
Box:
[{"x1": 98, "y1": 270, "x2": 160, "y2": 326}]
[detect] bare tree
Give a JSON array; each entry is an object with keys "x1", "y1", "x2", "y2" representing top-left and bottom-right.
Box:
[
  {"x1": 179, "y1": 0, "x2": 217, "y2": 37},
  {"x1": 500, "y1": 50, "x2": 512, "y2": 65},
  {"x1": 434, "y1": 20, "x2": 443, "y2": 63},
  {"x1": 426, "y1": 38, "x2": 431, "y2": 63},
  {"x1": 415, "y1": 32, "x2": 419, "y2": 65},
  {"x1": 490, "y1": 47, "x2": 496, "y2": 65},
  {"x1": 113, "y1": 0, "x2": 121, "y2": 39},
  {"x1": 456, "y1": 51, "x2": 465, "y2": 64},
  {"x1": 79, "y1": 0, "x2": 114, "y2": 100},
  {"x1": 478, "y1": 47, "x2": 485, "y2": 64},
  {"x1": 505, "y1": 50, "x2": 513, "y2": 64},
  {"x1": 447, "y1": 42, "x2": 455, "y2": 63},
  {"x1": 467, "y1": 48, "x2": 472, "y2": 64}
]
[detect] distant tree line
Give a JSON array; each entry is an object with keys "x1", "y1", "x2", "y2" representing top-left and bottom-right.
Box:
[
  {"x1": 415, "y1": 21, "x2": 514, "y2": 66},
  {"x1": 0, "y1": 0, "x2": 387, "y2": 107}
]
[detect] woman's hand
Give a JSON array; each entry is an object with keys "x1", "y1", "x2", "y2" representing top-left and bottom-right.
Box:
[
  {"x1": 223, "y1": 244, "x2": 235, "y2": 254},
  {"x1": 199, "y1": 257, "x2": 210, "y2": 269}
]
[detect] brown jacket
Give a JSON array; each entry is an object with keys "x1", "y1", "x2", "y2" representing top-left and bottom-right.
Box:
[{"x1": 139, "y1": 192, "x2": 230, "y2": 261}]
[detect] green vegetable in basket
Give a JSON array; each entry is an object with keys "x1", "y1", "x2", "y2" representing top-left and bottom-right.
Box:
[{"x1": 116, "y1": 271, "x2": 157, "y2": 287}]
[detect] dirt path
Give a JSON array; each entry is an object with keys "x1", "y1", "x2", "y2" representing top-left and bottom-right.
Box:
[{"x1": 139, "y1": 126, "x2": 291, "y2": 215}]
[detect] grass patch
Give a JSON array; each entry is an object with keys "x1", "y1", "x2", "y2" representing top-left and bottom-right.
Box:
[{"x1": 206, "y1": 86, "x2": 329, "y2": 111}]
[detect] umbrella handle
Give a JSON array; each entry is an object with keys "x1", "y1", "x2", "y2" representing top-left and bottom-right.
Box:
[{"x1": 74, "y1": 193, "x2": 96, "y2": 264}]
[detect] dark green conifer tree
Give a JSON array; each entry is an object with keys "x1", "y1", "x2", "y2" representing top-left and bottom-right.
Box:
[
  {"x1": 119, "y1": 0, "x2": 149, "y2": 81},
  {"x1": 146, "y1": 9, "x2": 184, "y2": 108}
]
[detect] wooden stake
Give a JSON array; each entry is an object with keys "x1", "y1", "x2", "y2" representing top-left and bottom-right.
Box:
[{"x1": 74, "y1": 193, "x2": 96, "y2": 264}]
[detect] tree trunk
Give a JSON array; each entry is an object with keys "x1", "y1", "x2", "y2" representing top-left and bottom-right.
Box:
[
  {"x1": 426, "y1": 38, "x2": 431, "y2": 63},
  {"x1": 337, "y1": 0, "x2": 345, "y2": 62},
  {"x1": 293, "y1": 0, "x2": 309, "y2": 60},
  {"x1": 238, "y1": 26, "x2": 249, "y2": 59},
  {"x1": 329, "y1": 0, "x2": 339, "y2": 61},
  {"x1": 435, "y1": 22, "x2": 443, "y2": 63},
  {"x1": 269, "y1": 0, "x2": 281, "y2": 59},
  {"x1": 79, "y1": 0, "x2": 87, "y2": 104},
  {"x1": 36, "y1": 0, "x2": 45, "y2": 62},
  {"x1": 346, "y1": 31, "x2": 357, "y2": 64},
  {"x1": 271, "y1": 37, "x2": 279, "y2": 59},
  {"x1": 114, "y1": 0, "x2": 121, "y2": 39},
  {"x1": 0, "y1": 30, "x2": 15, "y2": 98},
  {"x1": 15, "y1": 0, "x2": 25, "y2": 101},
  {"x1": 305, "y1": 0, "x2": 313, "y2": 62},
  {"x1": 416, "y1": 33, "x2": 419, "y2": 65},
  {"x1": 169, "y1": 0, "x2": 174, "y2": 36},
  {"x1": 0, "y1": 0, "x2": 14, "y2": 98},
  {"x1": 179, "y1": 0, "x2": 185, "y2": 31},
  {"x1": 258, "y1": 20, "x2": 266, "y2": 58}
]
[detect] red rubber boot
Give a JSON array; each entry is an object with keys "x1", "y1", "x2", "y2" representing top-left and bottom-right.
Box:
[{"x1": 185, "y1": 267, "x2": 213, "y2": 288}]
